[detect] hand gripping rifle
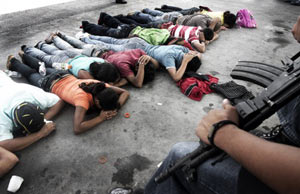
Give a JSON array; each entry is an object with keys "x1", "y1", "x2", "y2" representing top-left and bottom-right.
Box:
[{"x1": 155, "y1": 51, "x2": 300, "y2": 184}]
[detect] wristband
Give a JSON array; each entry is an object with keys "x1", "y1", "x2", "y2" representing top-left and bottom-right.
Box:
[{"x1": 208, "y1": 120, "x2": 237, "y2": 147}]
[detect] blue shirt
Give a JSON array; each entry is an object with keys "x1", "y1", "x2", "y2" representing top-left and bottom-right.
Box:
[
  {"x1": 68, "y1": 55, "x2": 105, "y2": 77},
  {"x1": 144, "y1": 45, "x2": 189, "y2": 69}
]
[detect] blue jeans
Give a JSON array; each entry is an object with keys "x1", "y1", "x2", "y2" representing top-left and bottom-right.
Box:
[
  {"x1": 24, "y1": 45, "x2": 72, "y2": 66},
  {"x1": 144, "y1": 98, "x2": 300, "y2": 194},
  {"x1": 132, "y1": 12, "x2": 160, "y2": 23},
  {"x1": 52, "y1": 36, "x2": 82, "y2": 55},
  {"x1": 145, "y1": 141, "x2": 277, "y2": 194},
  {"x1": 81, "y1": 36, "x2": 149, "y2": 52},
  {"x1": 143, "y1": 8, "x2": 164, "y2": 17},
  {"x1": 53, "y1": 35, "x2": 99, "y2": 57},
  {"x1": 277, "y1": 96, "x2": 300, "y2": 146}
]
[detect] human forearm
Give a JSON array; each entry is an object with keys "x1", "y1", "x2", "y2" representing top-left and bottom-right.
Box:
[
  {"x1": 74, "y1": 115, "x2": 106, "y2": 134},
  {"x1": 0, "y1": 133, "x2": 44, "y2": 152},
  {"x1": 133, "y1": 64, "x2": 145, "y2": 88},
  {"x1": 44, "y1": 100, "x2": 65, "y2": 120},
  {"x1": 118, "y1": 90, "x2": 130, "y2": 107},
  {"x1": 215, "y1": 126, "x2": 300, "y2": 194},
  {"x1": 114, "y1": 78, "x2": 128, "y2": 87}
]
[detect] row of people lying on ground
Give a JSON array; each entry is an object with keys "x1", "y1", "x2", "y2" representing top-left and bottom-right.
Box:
[
  {"x1": 0, "y1": 52, "x2": 130, "y2": 176},
  {"x1": 0, "y1": 28, "x2": 201, "y2": 176},
  {"x1": 80, "y1": 5, "x2": 237, "y2": 53},
  {"x1": 0, "y1": 4, "x2": 236, "y2": 178}
]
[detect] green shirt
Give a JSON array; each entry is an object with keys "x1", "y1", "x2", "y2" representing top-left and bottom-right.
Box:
[{"x1": 130, "y1": 26, "x2": 170, "y2": 45}]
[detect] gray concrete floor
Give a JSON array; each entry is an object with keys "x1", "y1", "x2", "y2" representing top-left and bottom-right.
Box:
[{"x1": 0, "y1": 0, "x2": 299, "y2": 193}]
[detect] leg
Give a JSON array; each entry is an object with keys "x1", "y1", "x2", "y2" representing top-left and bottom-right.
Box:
[
  {"x1": 127, "y1": 12, "x2": 156, "y2": 24},
  {"x1": 37, "y1": 42, "x2": 77, "y2": 58},
  {"x1": 58, "y1": 33, "x2": 86, "y2": 49},
  {"x1": 179, "y1": 7, "x2": 200, "y2": 15},
  {"x1": 142, "y1": 8, "x2": 164, "y2": 16},
  {"x1": 23, "y1": 46, "x2": 69, "y2": 66},
  {"x1": 80, "y1": 36, "x2": 128, "y2": 52},
  {"x1": 52, "y1": 36, "x2": 81, "y2": 57},
  {"x1": 9, "y1": 57, "x2": 44, "y2": 87},
  {"x1": 100, "y1": 12, "x2": 123, "y2": 28},
  {"x1": 114, "y1": 15, "x2": 153, "y2": 28},
  {"x1": 145, "y1": 142, "x2": 242, "y2": 194},
  {"x1": 278, "y1": 95, "x2": 300, "y2": 146},
  {"x1": 161, "y1": 5, "x2": 183, "y2": 11},
  {"x1": 88, "y1": 35, "x2": 131, "y2": 44},
  {"x1": 22, "y1": 53, "x2": 43, "y2": 70},
  {"x1": 0, "y1": 147, "x2": 19, "y2": 178},
  {"x1": 81, "y1": 21, "x2": 129, "y2": 38}
]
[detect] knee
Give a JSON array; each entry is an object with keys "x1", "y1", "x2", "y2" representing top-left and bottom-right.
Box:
[
  {"x1": 169, "y1": 142, "x2": 197, "y2": 161},
  {"x1": 6, "y1": 152, "x2": 19, "y2": 165}
]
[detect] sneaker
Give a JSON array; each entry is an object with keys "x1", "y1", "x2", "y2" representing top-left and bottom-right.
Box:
[
  {"x1": 75, "y1": 31, "x2": 89, "y2": 39},
  {"x1": 56, "y1": 32, "x2": 63, "y2": 38},
  {"x1": 4, "y1": 70, "x2": 22, "y2": 78},
  {"x1": 45, "y1": 33, "x2": 57, "y2": 44},
  {"x1": 21, "y1": 45, "x2": 27, "y2": 51},
  {"x1": 6, "y1": 55, "x2": 14, "y2": 70},
  {"x1": 38, "y1": 62, "x2": 46, "y2": 76},
  {"x1": 109, "y1": 187, "x2": 132, "y2": 194}
]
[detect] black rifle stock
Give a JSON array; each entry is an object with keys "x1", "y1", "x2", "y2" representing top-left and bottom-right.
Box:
[{"x1": 155, "y1": 51, "x2": 300, "y2": 184}]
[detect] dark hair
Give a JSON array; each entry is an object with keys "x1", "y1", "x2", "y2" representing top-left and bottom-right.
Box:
[
  {"x1": 143, "y1": 61, "x2": 156, "y2": 84},
  {"x1": 202, "y1": 28, "x2": 214, "y2": 41},
  {"x1": 89, "y1": 62, "x2": 120, "y2": 83},
  {"x1": 79, "y1": 82, "x2": 120, "y2": 110},
  {"x1": 186, "y1": 56, "x2": 201, "y2": 73},
  {"x1": 224, "y1": 11, "x2": 237, "y2": 28}
]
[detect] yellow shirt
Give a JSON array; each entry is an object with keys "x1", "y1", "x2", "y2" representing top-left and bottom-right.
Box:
[{"x1": 200, "y1": 11, "x2": 224, "y2": 25}]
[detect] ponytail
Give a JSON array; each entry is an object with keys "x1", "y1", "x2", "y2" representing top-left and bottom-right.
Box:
[
  {"x1": 79, "y1": 82, "x2": 120, "y2": 110},
  {"x1": 79, "y1": 82, "x2": 106, "y2": 95}
]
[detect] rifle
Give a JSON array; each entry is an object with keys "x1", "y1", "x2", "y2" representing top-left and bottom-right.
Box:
[{"x1": 155, "y1": 51, "x2": 300, "y2": 184}]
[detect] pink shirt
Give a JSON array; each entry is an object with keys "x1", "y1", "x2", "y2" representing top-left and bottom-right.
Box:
[{"x1": 102, "y1": 49, "x2": 146, "y2": 78}]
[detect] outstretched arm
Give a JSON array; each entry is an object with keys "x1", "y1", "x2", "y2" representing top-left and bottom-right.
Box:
[
  {"x1": 73, "y1": 106, "x2": 115, "y2": 134},
  {"x1": 196, "y1": 99, "x2": 300, "y2": 194},
  {"x1": 0, "y1": 122, "x2": 56, "y2": 152}
]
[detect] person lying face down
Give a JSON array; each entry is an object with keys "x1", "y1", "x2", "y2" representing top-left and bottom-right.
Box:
[
  {"x1": 21, "y1": 39, "x2": 124, "y2": 87},
  {"x1": 7, "y1": 54, "x2": 129, "y2": 135},
  {"x1": 0, "y1": 69, "x2": 64, "y2": 177},
  {"x1": 31, "y1": 32, "x2": 159, "y2": 88},
  {"x1": 79, "y1": 34, "x2": 202, "y2": 82}
]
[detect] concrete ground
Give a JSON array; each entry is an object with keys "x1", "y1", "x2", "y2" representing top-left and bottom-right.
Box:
[{"x1": 0, "y1": 0, "x2": 299, "y2": 193}]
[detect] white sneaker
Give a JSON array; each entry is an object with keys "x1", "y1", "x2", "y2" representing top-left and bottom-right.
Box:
[
  {"x1": 38, "y1": 62, "x2": 46, "y2": 76},
  {"x1": 4, "y1": 70, "x2": 22, "y2": 78},
  {"x1": 75, "y1": 31, "x2": 89, "y2": 39}
]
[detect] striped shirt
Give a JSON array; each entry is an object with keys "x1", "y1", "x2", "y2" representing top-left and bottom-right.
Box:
[{"x1": 168, "y1": 24, "x2": 202, "y2": 43}]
